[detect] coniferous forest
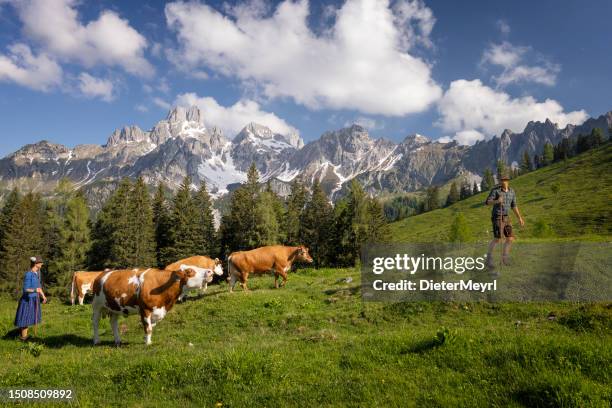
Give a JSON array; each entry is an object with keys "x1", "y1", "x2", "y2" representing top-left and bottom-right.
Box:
[{"x1": 0, "y1": 163, "x2": 390, "y2": 297}]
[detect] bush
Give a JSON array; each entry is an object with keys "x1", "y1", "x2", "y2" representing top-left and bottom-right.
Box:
[{"x1": 533, "y1": 219, "x2": 555, "y2": 238}]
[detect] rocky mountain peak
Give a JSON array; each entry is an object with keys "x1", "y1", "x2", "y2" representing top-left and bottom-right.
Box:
[
  {"x1": 401, "y1": 133, "x2": 430, "y2": 149},
  {"x1": 167, "y1": 105, "x2": 204, "y2": 124},
  {"x1": 106, "y1": 125, "x2": 149, "y2": 147}
]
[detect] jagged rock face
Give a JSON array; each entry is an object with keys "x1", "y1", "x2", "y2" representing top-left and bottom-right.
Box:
[{"x1": 0, "y1": 107, "x2": 610, "y2": 207}]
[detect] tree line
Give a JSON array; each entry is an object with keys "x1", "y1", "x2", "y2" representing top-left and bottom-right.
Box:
[{"x1": 0, "y1": 163, "x2": 389, "y2": 295}]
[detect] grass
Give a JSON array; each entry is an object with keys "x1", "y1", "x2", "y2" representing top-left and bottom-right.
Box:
[
  {"x1": 0, "y1": 268, "x2": 611, "y2": 407},
  {"x1": 389, "y1": 144, "x2": 612, "y2": 242}
]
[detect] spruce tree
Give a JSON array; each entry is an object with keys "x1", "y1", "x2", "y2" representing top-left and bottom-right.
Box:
[
  {"x1": 365, "y1": 197, "x2": 391, "y2": 244},
  {"x1": 446, "y1": 182, "x2": 459, "y2": 206},
  {"x1": 127, "y1": 177, "x2": 156, "y2": 267},
  {"x1": 481, "y1": 168, "x2": 494, "y2": 192},
  {"x1": 0, "y1": 188, "x2": 21, "y2": 256},
  {"x1": 152, "y1": 182, "x2": 172, "y2": 267},
  {"x1": 0, "y1": 192, "x2": 46, "y2": 291},
  {"x1": 54, "y1": 193, "x2": 91, "y2": 289},
  {"x1": 543, "y1": 143, "x2": 554, "y2": 165},
  {"x1": 193, "y1": 181, "x2": 217, "y2": 256},
  {"x1": 472, "y1": 181, "x2": 479, "y2": 195},
  {"x1": 460, "y1": 183, "x2": 472, "y2": 200},
  {"x1": 520, "y1": 151, "x2": 532, "y2": 173},
  {"x1": 166, "y1": 176, "x2": 200, "y2": 262},
  {"x1": 449, "y1": 212, "x2": 471, "y2": 243},
  {"x1": 300, "y1": 180, "x2": 333, "y2": 267},
  {"x1": 285, "y1": 178, "x2": 307, "y2": 245},
  {"x1": 425, "y1": 186, "x2": 440, "y2": 212},
  {"x1": 108, "y1": 178, "x2": 134, "y2": 268},
  {"x1": 255, "y1": 190, "x2": 281, "y2": 246}
]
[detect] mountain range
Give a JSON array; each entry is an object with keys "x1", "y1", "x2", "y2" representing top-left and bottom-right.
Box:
[{"x1": 0, "y1": 105, "x2": 610, "y2": 208}]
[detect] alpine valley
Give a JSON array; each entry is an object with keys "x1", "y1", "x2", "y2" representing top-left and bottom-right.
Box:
[{"x1": 0, "y1": 106, "x2": 610, "y2": 208}]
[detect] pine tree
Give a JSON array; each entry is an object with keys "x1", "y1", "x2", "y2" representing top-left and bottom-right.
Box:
[
  {"x1": 284, "y1": 178, "x2": 306, "y2": 245},
  {"x1": 590, "y1": 128, "x2": 604, "y2": 147},
  {"x1": 165, "y1": 176, "x2": 200, "y2": 262},
  {"x1": 127, "y1": 177, "x2": 156, "y2": 267},
  {"x1": 152, "y1": 182, "x2": 172, "y2": 267},
  {"x1": 0, "y1": 192, "x2": 46, "y2": 291},
  {"x1": 365, "y1": 197, "x2": 391, "y2": 244},
  {"x1": 53, "y1": 193, "x2": 91, "y2": 289},
  {"x1": 472, "y1": 181, "x2": 479, "y2": 195},
  {"x1": 300, "y1": 180, "x2": 333, "y2": 267},
  {"x1": 533, "y1": 155, "x2": 541, "y2": 169},
  {"x1": 449, "y1": 212, "x2": 471, "y2": 243},
  {"x1": 255, "y1": 190, "x2": 281, "y2": 246},
  {"x1": 88, "y1": 178, "x2": 132, "y2": 269},
  {"x1": 543, "y1": 142, "x2": 554, "y2": 165},
  {"x1": 520, "y1": 151, "x2": 532, "y2": 173},
  {"x1": 108, "y1": 178, "x2": 134, "y2": 268},
  {"x1": 459, "y1": 183, "x2": 472, "y2": 200},
  {"x1": 193, "y1": 181, "x2": 217, "y2": 257},
  {"x1": 446, "y1": 182, "x2": 459, "y2": 206},
  {"x1": 425, "y1": 186, "x2": 440, "y2": 212},
  {"x1": 481, "y1": 168, "x2": 494, "y2": 192},
  {"x1": 0, "y1": 188, "x2": 20, "y2": 256}
]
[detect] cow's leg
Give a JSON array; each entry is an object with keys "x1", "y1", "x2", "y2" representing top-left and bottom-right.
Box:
[
  {"x1": 141, "y1": 310, "x2": 153, "y2": 345},
  {"x1": 110, "y1": 314, "x2": 121, "y2": 345},
  {"x1": 274, "y1": 272, "x2": 279, "y2": 289},
  {"x1": 229, "y1": 273, "x2": 239, "y2": 293},
  {"x1": 78, "y1": 295, "x2": 85, "y2": 306},
  {"x1": 92, "y1": 304, "x2": 102, "y2": 345},
  {"x1": 240, "y1": 272, "x2": 249, "y2": 292}
]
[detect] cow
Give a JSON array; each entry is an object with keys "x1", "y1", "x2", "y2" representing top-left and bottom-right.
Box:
[
  {"x1": 165, "y1": 256, "x2": 224, "y2": 301},
  {"x1": 91, "y1": 267, "x2": 212, "y2": 345},
  {"x1": 70, "y1": 271, "x2": 105, "y2": 305},
  {"x1": 227, "y1": 245, "x2": 313, "y2": 292}
]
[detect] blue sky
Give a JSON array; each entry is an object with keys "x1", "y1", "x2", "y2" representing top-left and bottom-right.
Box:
[{"x1": 0, "y1": 0, "x2": 610, "y2": 157}]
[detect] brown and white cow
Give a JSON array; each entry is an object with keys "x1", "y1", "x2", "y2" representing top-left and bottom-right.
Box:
[
  {"x1": 165, "y1": 256, "x2": 224, "y2": 301},
  {"x1": 92, "y1": 267, "x2": 212, "y2": 345},
  {"x1": 227, "y1": 245, "x2": 313, "y2": 292},
  {"x1": 70, "y1": 271, "x2": 105, "y2": 305}
]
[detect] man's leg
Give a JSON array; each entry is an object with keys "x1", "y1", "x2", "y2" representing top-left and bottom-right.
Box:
[
  {"x1": 502, "y1": 236, "x2": 514, "y2": 264},
  {"x1": 487, "y1": 239, "x2": 500, "y2": 267}
]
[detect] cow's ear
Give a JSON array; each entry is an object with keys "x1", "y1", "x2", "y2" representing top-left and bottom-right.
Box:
[
  {"x1": 214, "y1": 258, "x2": 220, "y2": 264},
  {"x1": 183, "y1": 268, "x2": 196, "y2": 278}
]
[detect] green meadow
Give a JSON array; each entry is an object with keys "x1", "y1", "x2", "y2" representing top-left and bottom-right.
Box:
[
  {"x1": 390, "y1": 144, "x2": 612, "y2": 242},
  {"x1": 0, "y1": 267, "x2": 611, "y2": 407}
]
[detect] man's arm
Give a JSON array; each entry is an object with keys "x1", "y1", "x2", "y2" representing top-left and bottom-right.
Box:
[
  {"x1": 485, "y1": 189, "x2": 500, "y2": 205},
  {"x1": 512, "y1": 206, "x2": 525, "y2": 226}
]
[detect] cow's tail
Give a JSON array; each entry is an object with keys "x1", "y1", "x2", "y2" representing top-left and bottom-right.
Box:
[
  {"x1": 226, "y1": 255, "x2": 232, "y2": 282},
  {"x1": 70, "y1": 272, "x2": 76, "y2": 306}
]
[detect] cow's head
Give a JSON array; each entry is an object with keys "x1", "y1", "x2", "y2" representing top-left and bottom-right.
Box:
[
  {"x1": 213, "y1": 258, "x2": 224, "y2": 276},
  {"x1": 176, "y1": 265, "x2": 213, "y2": 288},
  {"x1": 296, "y1": 246, "x2": 314, "y2": 263}
]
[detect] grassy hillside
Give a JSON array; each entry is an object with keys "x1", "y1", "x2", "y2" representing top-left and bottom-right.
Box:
[
  {"x1": 390, "y1": 144, "x2": 612, "y2": 242},
  {"x1": 1, "y1": 269, "x2": 611, "y2": 407}
]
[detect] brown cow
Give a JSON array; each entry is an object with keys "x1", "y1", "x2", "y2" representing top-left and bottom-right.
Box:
[
  {"x1": 165, "y1": 256, "x2": 224, "y2": 301},
  {"x1": 227, "y1": 245, "x2": 313, "y2": 292},
  {"x1": 92, "y1": 267, "x2": 211, "y2": 345},
  {"x1": 70, "y1": 271, "x2": 105, "y2": 305}
]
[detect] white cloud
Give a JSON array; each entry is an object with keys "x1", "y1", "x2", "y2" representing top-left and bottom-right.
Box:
[
  {"x1": 15, "y1": 0, "x2": 153, "y2": 76},
  {"x1": 0, "y1": 43, "x2": 62, "y2": 91},
  {"x1": 344, "y1": 116, "x2": 384, "y2": 130},
  {"x1": 481, "y1": 41, "x2": 559, "y2": 87},
  {"x1": 78, "y1": 73, "x2": 114, "y2": 101},
  {"x1": 453, "y1": 129, "x2": 485, "y2": 145},
  {"x1": 496, "y1": 19, "x2": 510, "y2": 36},
  {"x1": 175, "y1": 92, "x2": 298, "y2": 137},
  {"x1": 153, "y1": 97, "x2": 171, "y2": 110},
  {"x1": 135, "y1": 104, "x2": 148, "y2": 113},
  {"x1": 437, "y1": 79, "x2": 588, "y2": 144},
  {"x1": 165, "y1": 0, "x2": 442, "y2": 116}
]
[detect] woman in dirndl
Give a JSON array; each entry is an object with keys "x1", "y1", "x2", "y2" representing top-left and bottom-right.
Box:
[{"x1": 14, "y1": 256, "x2": 47, "y2": 341}]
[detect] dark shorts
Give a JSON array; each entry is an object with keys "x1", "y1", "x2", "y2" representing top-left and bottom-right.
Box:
[{"x1": 492, "y1": 216, "x2": 513, "y2": 239}]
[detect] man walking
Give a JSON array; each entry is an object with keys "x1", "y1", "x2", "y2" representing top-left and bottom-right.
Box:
[{"x1": 485, "y1": 172, "x2": 525, "y2": 268}]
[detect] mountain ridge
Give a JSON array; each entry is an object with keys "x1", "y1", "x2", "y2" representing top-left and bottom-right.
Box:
[{"x1": 0, "y1": 106, "x2": 610, "y2": 208}]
